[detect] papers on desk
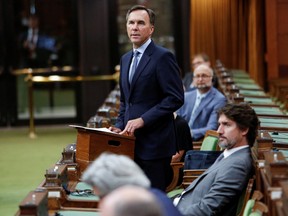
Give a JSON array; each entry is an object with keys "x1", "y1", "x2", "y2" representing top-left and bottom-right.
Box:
[{"x1": 69, "y1": 125, "x2": 118, "y2": 134}]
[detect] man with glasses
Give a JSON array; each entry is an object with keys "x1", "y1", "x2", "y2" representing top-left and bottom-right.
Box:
[
  {"x1": 182, "y1": 53, "x2": 218, "y2": 91},
  {"x1": 177, "y1": 64, "x2": 226, "y2": 141}
]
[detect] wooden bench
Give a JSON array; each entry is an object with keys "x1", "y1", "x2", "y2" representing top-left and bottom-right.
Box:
[{"x1": 256, "y1": 151, "x2": 288, "y2": 216}]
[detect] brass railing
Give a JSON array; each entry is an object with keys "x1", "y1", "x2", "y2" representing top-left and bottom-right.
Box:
[{"x1": 13, "y1": 66, "x2": 119, "y2": 138}]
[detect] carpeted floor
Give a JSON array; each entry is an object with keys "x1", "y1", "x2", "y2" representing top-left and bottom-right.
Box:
[{"x1": 0, "y1": 125, "x2": 77, "y2": 216}]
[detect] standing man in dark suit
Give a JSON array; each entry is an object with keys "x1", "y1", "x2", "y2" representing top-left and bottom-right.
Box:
[
  {"x1": 109, "y1": 5, "x2": 184, "y2": 191},
  {"x1": 174, "y1": 103, "x2": 259, "y2": 216}
]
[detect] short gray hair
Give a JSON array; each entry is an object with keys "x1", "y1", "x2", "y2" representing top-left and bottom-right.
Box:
[
  {"x1": 194, "y1": 64, "x2": 213, "y2": 76},
  {"x1": 81, "y1": 152, "x2": 151, "y2": 197}
]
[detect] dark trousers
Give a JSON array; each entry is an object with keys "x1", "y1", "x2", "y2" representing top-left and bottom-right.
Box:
[{"x1": 135, "y1": 156, "x2": 172, "y2": 192}]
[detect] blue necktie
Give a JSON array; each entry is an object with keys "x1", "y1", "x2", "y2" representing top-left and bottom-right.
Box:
[
  {"x1": 129, "y1": 50, "x2": 140, "y2": 83},
  {"x1": 192, "y1": 95, "x2": 202, "y2": 116}
]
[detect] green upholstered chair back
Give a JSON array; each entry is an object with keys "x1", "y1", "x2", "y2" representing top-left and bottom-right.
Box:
[
  {"x1": 249, "y1": 212, "x2": 262, "y2": 216},
  {"x1": 236, "y1": 177, "x2": 255, "y2": 216},
  {"x1": 242, "y1": 199, "x2": 267, "y2": 216},
  {"x1": 243, "y1": 199, "x2": 255, "y2": 216},
  {"x1": 200, "y1": 135, "x2": 219, "y2": 151}
]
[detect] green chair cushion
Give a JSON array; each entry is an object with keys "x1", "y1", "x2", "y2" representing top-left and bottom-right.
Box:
[
  {"x1": 167, "y1": 188, "x2": 184, "y2": 199},
  {"x1": 243, "y1": 199, "x2": 255, "y2": 216},
  {"x1": 68, "y1": 182, "x2": 100, "y2": 201},
  {"x1": 200, "y1": 136, "x2": 218, "y2": 151},
  {"x1": 249, "y1": 211, "x2": 262, "y2": 216},
  {"x1": 56, "y1": 210, "x2": 99, "y2": 216},
  {"x1": 240, "y1": 90, "x2": 266, "y2": 96}
]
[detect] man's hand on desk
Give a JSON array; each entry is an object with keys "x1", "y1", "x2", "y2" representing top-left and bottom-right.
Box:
[
  {"x1": 117, "y1": 118, "x2": 144, "y2": 136},
  {"x1": 108, "y1": 126, "x2": 121, "y2": 133},
  {"x1": 108, "y1": 126, "x2": 132, "y2": 136}
]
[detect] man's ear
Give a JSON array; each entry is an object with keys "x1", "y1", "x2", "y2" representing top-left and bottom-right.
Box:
[
  {"x1": 241, "y1": 128, "x2": 249, "y2": 136},
  {"x1": 149, "y1": 26, "x2": 154, "y2": 35}
]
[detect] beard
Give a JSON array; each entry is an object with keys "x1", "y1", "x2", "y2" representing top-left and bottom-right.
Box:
[
  {"x1": 196, "y1": 83, "x2": 211, "y2": 91},
  {"x1": 218, "y1": 137, "x2": 237, "y2": 150}
]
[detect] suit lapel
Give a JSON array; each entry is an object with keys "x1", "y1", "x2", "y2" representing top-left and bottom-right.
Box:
[
  {"x1": 184, "y1": 148, "x2": 250, "y2": 193},
  {"x1": 184, "y1": 154, "x2": 223, "y2": 193},
  {"x1": 129, "y1": 41, "x2": 155, "y2": 91},
  {"x1": 129, "y1": 54, "x2": 150, "y2": 91},
  {"x1": 192, "y1": 89, "x2": 215, "y2": 119},
  {"x1": 121, "y1": 52, "x2": 133, "y2": 97}
]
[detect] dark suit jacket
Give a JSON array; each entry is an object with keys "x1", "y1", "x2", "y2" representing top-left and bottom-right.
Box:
[
  {"x1": 182, "y1": 72, "x2": 195, "y2": 91},
  {"x1": 176, "y1": 147, "x2": 253, "y2": 216},
  {"x1": 150, "y1": 188, "x2": 183, "y2": 216},
  {"x1": 115, "y1": 40, "x2": 184, "y2": 160}
]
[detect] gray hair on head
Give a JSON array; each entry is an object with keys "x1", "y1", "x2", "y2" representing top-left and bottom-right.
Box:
[
  {"x1": 194, "y1": 64, "x2": 213, "y2": 76},
  {"x1": 81, "y1": 152, "x2": 151, "y2": 197}
]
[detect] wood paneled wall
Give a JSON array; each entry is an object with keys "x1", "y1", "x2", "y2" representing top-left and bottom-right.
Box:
[
  {"x1": 77, "y1": 0, "x2": 118, "y2": 122},
  {"x1": 265, "y1": 0, "x2": 288, "y2": 79},
  {"x1": 189, "y1": 0, "x2": 266, "y2": 89}
]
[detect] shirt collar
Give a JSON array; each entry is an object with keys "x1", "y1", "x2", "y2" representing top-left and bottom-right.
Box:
[
  {"x1": 223, "y1": 145, "x2": 249, "y2": 158},
  {"x1": 134, "y1": 38, "x2": 151, "y2": 55},
  {"x1": 196, "y1": 89, "x2": 209, "y2": 99}
]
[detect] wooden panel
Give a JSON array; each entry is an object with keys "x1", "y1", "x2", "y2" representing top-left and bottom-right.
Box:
[
  {"x1": 19, "y1": 190, "x2": 48, "y2": 216},
  {"x1": 278, "y1": 3, "x2": 288, "y2": 34},
  {"x1": 265, "y1": 0, "x2": 279, "y2": 79},
  {"x1": 74, "y1": 126, "x2": 135, "y2": 172}
]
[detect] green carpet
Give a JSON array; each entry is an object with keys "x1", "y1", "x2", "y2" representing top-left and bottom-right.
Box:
[{"x1": 0, "y1": 125, "x2": 77, "y2": 216}]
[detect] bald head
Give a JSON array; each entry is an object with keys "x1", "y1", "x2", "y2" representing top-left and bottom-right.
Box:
[
  {"x1": 100, "y1": 186, "x2": 164, "y2": 216},
  {"x1": 193, "y1": 64, "x2": 213, "y2": 93},
  {"x1": 194, "y1": 64, "x2": 213, "y2": 76}
]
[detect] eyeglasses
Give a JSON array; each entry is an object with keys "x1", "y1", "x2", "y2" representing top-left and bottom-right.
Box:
[{"x1": 193, "y1": 74, "x2": 212, "y2": 79}]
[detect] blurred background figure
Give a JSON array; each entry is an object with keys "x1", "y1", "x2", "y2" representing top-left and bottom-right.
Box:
[
  {"x1": 81, "y1": 152, "x2": 182, "y2": 216},
  {"x1": 171, "y1": 113, "x2": 192, "y2": 163},
  {"x1": 19, "y1": 14, "x2": 57, "y2": 68},
  {"x1": 99, "y1": 185, "x2": 164, "y2": 216},
  {"x1": 182, "y1": 53, "x2": 218, "y2": 91}
]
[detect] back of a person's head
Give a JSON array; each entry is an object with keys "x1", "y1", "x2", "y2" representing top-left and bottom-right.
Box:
[
  {"x1": 100, "y1": 185, "x2": 164, "y2": 216},
  {"x1": 217, "y1": 103, "x2": 259, "y2": 147},
  {"x1": 191, "y1": 53, "x2": 211, "y2": 70},
  {"x1": 193, "y1": 53, "x2": 210, "y2": 62},
  {"x1": 81, "y1": 152, "x2": 151, "y2": 197}
]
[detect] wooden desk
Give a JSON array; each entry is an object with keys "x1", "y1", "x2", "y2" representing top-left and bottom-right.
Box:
[
  {"x1": 16, "y1": 189, "x2": 48, "y2": 216},
  {"x1": 71, "y1": 125, "x2": 135, "y2": 173},
  {"x1": 259, "y1": 116, "x2": 288, "y2": 132},
  {"x1": 275, "y1": 180, "x2": 288, "y2": 216},
  {"x1": 268, "y1": 132, "x2": 288, "y2": 150},
  {"x1": 256, "y1": 151, "x2": 288, "y2": 216}
]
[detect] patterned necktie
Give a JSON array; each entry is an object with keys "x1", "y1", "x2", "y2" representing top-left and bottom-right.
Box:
[{"x1": 129, "y1": 50, "x2": 140, "y2": 83}]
